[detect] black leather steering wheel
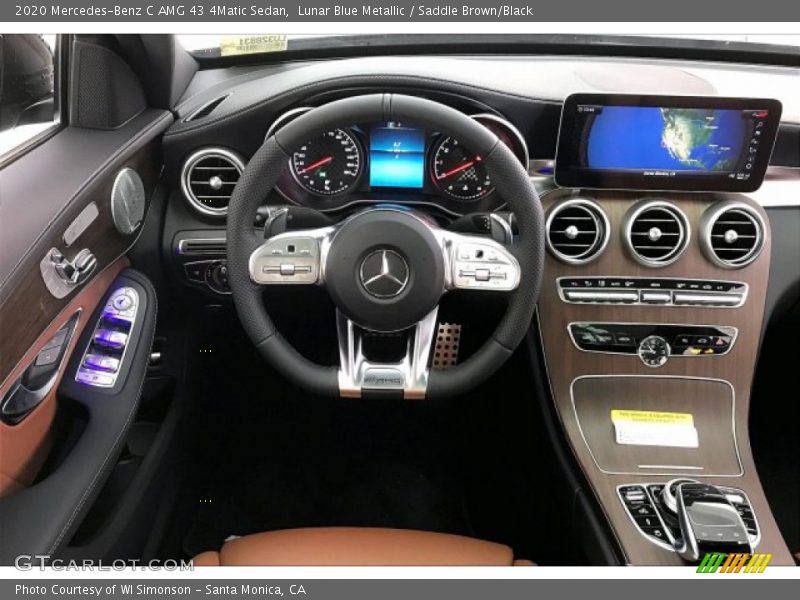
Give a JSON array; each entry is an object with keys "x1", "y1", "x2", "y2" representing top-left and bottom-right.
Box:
[{"x1": 227, "y1": 94, "x2": 544, "y2": 400}]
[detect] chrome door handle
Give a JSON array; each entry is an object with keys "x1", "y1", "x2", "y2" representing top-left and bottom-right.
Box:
[{"x1": 50, "y1": 248, "x2": 97, "y2": 287}]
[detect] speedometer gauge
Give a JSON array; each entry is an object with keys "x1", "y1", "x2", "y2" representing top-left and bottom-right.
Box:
[
  {"x1": 290, "y1": 129, "x2": 363, "y2": 196},
  {"x1": 431, "y1": 137, "x2": 492, "y2": 201},
  {"x1": 431, "y1": 113, "x2": 529, "y2": 202}
]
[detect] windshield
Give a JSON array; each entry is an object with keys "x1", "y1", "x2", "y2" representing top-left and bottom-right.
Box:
[{"x1": 178, "y1": 33, "x2": 800, "y2": 58}]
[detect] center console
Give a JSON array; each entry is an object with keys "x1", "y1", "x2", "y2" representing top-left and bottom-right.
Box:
[{"x1": 537, "y1": 189, "x2": 794, "y2": 565}]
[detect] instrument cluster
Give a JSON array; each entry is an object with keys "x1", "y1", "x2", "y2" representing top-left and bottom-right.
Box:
[{"x1": 266, "y1": 108, "x2": 529, "y2": 215}]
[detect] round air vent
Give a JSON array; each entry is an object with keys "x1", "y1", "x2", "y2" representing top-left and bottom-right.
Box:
[
  {"x1": 624, "y1": 201, "x2": 690, "y2": 267},
  {"x1": 701, "y1": 202, "x2": 765, "y2": 268},
  {"x1": 180, "y1": 148, "x2": 245, "y2": 217},
  {"x1": 546, "y1": 198, "x2": 610, "y2": 264}
]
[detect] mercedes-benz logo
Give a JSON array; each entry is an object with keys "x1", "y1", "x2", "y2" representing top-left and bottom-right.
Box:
[{"x1": 359, "y1": 249, "x2": 410, "y2": 298}]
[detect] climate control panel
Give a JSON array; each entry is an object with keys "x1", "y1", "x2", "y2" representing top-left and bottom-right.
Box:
[{"x1": 558, "y1": 277, "x2": 747, "y2": 308}]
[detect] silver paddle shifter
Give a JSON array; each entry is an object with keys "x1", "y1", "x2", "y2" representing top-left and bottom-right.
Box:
[{"x1": 672, "y1": 481, "x2": 752, "y2": 562}]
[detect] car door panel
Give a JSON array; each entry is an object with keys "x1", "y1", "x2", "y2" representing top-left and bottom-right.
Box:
[
  {"x1": 0, "y1": 258, "x2": 128, "y2": 496},
  {"x1": 0, "y1": 268, "x2": 158, "y2": 562},
  {"x1": 0, "y1": 115, "x2": 169, "y2": 383}
]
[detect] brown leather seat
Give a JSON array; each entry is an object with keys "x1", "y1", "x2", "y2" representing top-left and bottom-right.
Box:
[{"x1": 193, "y1": 527, "x2": 534, "y2": 566}]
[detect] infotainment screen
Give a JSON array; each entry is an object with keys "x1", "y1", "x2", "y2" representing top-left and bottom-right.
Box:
[
  {"x1": 555, "y1": 94, "x2": 782, "y2": 192},
  {"x1": 369, "y1": 122, "x2": 425, "y2": 189}
]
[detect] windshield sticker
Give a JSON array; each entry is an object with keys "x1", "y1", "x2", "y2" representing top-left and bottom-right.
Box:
[{"x1": 220, "y1": 35, "x2": 288, "y2": 56}]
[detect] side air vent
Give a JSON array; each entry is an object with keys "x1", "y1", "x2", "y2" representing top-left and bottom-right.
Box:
[
  {"x1": 624, "y1": 201, "x2": 690, "y2": 267},
  {"x1": 183, "y1": 94, "x2": 231, "y2": 122},
  {"x1": 546, "y1": 198, "x2": 610, "y2": 264},
  {"x1": 180, "y1": 148, "x2": 245, "y2": 217},
  {"x1": 701, "y1": 202, "x2": 765, "y2": 268}
]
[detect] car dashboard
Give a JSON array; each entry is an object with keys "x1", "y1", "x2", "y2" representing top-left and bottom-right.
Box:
[{"x1": 156, "y1": 54, "x2": 799, "y2": 566}]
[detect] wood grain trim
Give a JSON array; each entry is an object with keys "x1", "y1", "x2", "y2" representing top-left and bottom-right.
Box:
[
  {"x1": 0, "y1": 259, "x2": 127, "y2": 496},
  {"x1": 0, "y1": 140, "x2": 160, "y2": 388},
  {"x1": 572, "y1": 376, "x2": 740, "y2": 476},
  {"x1": 537, "y1": 189, "x2": 794, "y2": 565}
]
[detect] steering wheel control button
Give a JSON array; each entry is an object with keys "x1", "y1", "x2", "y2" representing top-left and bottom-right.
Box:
[
  {"x1": 359, "y1": 250, "x2": 410, "y2": 298},
  {"x1": 250, "y1": 235, "x2": 322, "y2": 285},
  {"x1": 638, "y1": 335, "x2": 670, "y2": 367},
  {"x1": 451, "y1": 240, "x2": 519, "y2": 291}
]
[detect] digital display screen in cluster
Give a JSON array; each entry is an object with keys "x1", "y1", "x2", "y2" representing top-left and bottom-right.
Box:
[{"x1": 369, "y1": 122, "x2": 426, "y2": 189}]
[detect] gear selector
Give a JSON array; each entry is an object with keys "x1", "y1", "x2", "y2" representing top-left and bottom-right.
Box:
[{"x1": 672, "y1": 482, "x2": 752, "y2": 562}]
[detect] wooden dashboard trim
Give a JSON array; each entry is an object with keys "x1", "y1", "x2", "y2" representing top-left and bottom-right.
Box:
[
  {"x1": 537, "y1": 188, "x2": 794, "y2": 565},
  {"x1": 0, "y1": 141, "x2": 160, "y2": 388}
]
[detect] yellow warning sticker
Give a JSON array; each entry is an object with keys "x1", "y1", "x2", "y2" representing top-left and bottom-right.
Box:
[
  {"x1": 220, "y1": 36, "x2": 288, "y2": 57},
  {"x1": 610, "y1": 410, "x2": 694, "y2": 425},
  {"x1": 611, "y1": 410, "x2": 698, "y2": 448}
]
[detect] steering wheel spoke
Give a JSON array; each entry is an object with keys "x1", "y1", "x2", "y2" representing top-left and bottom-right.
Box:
[
  {"x1": 437, "y1": 230, "x2": 521, "y2": 293},
  {"x1": 248, "y1": 227, "x2": 335, "y2": 285},
  {"x1": 337, "y1": 308, "x2": 439, "y2": 400}
]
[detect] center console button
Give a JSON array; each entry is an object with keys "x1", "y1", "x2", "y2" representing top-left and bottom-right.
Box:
[
  {"x1": 673, "y1": 292, "x2": 742, "y2": 306},
  {"x1": 694, "y1": 336, "x2": 712, "y2": 348},
  {"x1": 613, "y1": 333, "x2": 636, "y2": 347},
  {"x1": 641, "y1": 291, "x2": 671, "y2": 304}
]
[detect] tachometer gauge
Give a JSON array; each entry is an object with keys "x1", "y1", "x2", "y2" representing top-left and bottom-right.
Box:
[
  {"x1": 431, "y1": 137, "x2": 492, "y2": 201},
  {"x1": 291, "y1": 129, "x2": 363, "y2": 196}
]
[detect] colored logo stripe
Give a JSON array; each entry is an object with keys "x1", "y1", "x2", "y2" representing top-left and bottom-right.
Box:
[{"x1": 697, "y1": 552, "x2": 772, "y2": 574}]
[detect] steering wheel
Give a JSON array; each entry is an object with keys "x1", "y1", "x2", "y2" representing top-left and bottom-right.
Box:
[{"x1": 227, "y1": 94, "x2": 544, "y2": 400}]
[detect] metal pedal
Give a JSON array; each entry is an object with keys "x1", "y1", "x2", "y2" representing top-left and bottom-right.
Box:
[{"x1": 433, "y1": 322, "x2": 461, "y2": 369}]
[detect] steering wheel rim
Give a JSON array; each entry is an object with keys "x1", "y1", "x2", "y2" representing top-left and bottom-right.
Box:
[{"x1": 226, "y1": 94, "x2": 545, "y2": 400}]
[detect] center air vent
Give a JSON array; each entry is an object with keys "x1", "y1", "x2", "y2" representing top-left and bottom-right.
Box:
[
  {"x1": 546, "y1": 199, "x2": 610, "y2": 264},
  {"x1": 180, "y1": 148, "x2": 245, "y2": 217},
  {"x1": 701, "y1": 202, "x2": 765, "y2": 268},
  {"x1": 624, "y1": 201, "x2": 689, "y2": 267}
]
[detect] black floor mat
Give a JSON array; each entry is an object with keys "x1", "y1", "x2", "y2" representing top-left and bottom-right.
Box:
[
  {"x1": 160, "y1": 307, "x2": 579, "y2": 564},
  {"x1": 182, "y1": 384, "x2": 472, "y2": 557}
]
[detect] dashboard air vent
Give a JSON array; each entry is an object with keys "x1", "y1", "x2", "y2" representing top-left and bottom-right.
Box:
[
  {"x1": 546, "y1": 199, "x2": 610, "y2": 264},
  {"x1": 624, "y1": 201, "x2": 689, "y2": 267},
  {"x1": 180, "y1": 148, "x2": 245, "y2": 217},
  {"x1": 183, "y1": 94, "x2": 230, "y2": 122},
  {"x1": 701, "y1": 202, "x2": 765, "y2": 268}
]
